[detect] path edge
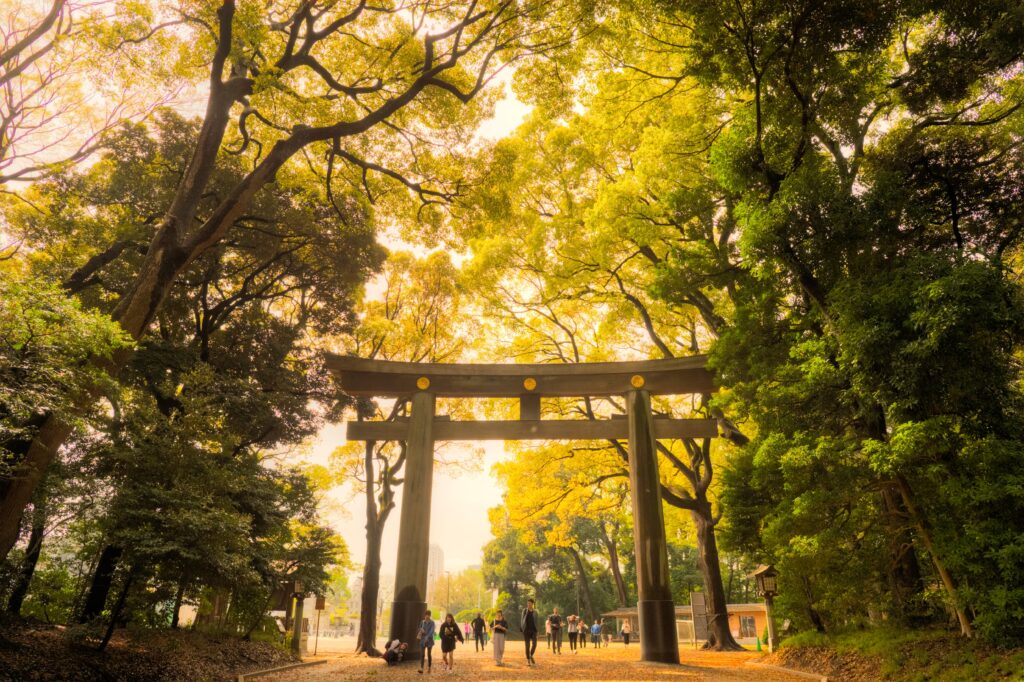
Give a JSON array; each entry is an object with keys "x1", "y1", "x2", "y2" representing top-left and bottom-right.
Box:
[
  {"x1": 744, "y1": 658, "x2": 829, "y2": 681},
  {"x1": 237, "y1": 658, "x2": 327, "y2": 681}
]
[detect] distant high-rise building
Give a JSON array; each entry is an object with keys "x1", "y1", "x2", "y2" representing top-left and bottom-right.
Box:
[{"x1": 426, "y1": 544, "x2": 444, "y2": 602}]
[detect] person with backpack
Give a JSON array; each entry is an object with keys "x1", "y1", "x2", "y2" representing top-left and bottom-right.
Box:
[{"x1": 382, "y1": 639, "x2": 407, "y2": 666}]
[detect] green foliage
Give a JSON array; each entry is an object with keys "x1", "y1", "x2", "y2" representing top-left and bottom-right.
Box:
[
  {"x1": 15, "y1": 560, "x2": 79, "y2": 625},
  {"x1": 4, "y1": 0, "x2": 1024, "y2": 659},
  {"x1": 2, "y1": 112, "x2": 360, "y2": 635},
  {"x1": 0, "y1": 270, "x2": 131, "y2": 477},
  {"x1": 780, "y1": 628, "x2": 1024, "y2": 681},
  {"x1": 455, "y1": 0, "x2": 1024, "y2": 649}
]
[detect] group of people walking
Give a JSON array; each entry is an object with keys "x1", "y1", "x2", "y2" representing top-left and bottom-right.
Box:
[
  {"x1": 415, "y1": 609, "x2": 511, "y2": 673},
  {"x1": 539, "y1": 606, "x2": 598, "y2": 653},
  {"x1": 408, "y1": 601, "x2": 631, "y2": 673}
]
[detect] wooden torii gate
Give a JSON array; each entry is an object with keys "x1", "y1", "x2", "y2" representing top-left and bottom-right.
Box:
[{"x1": 328, "y1": 355, "x2": 718, "y2": 665}]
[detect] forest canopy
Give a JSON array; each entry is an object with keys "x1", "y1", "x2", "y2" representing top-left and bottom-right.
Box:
[{"x1": 1, "y1": 0, "x2": 1023, "y2": 662}]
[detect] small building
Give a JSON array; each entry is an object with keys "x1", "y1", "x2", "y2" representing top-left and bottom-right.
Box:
[{"x1": 600, "y1": 602, "x2": 767, "y2": 647}]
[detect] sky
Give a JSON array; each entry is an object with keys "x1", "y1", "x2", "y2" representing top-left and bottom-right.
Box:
[
  {"x1": 307, "y1": 426, "x2": 512, "y2": 574},
  {"x1": 307, "y1": 80, "x2": 533, "y2": 577}
]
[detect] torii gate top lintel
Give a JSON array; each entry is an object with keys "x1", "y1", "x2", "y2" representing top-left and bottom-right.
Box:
[
  {"x1": 327, "y1": 354, "x2": 719, "y2": 442},
  {"x1": 326, "y1": 354, "x2": 716, "y2": 398}
]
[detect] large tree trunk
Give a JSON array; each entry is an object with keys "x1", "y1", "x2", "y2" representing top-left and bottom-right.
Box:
[
  {"x1": 800, "y1": 574, "x2": 826, "y2": 633},
  {"x1": 355, "y1": 527, "x2": 384, "y2": 656},
  {"x1": 243, "y1": 592, "x2": 274, "y2": 641},
  {"x1": 6, "y1": 495, "x2": 47, "y2": 616},
  {"x1": 879, "y1": 484, "x2": 925, "y2": 621},
  {"x1": 0, "y1": 2, "x2": 251, "y2": 565},
  {"x1": 0, "y1": 417, "x2": 71, "y2": 562},
  {"x1": 79, "y1": 545, "x2": 122, "y2": 623},
  {"x1": 599, "y1": 521, "x2": 629, "y2": 607},
  {"x1": 355, "y1": 438, "x2": 387, "y2": 657},
  {"x1": 692, "y1": 505, "x2": 744, "y2": 651},
  {"x1": 98, "y1": 565, "x2": 136, "y2": 652},
  {"x1": 896, "y1": 475, "x2": 973, "y2": 638},
  {"x1": 170, "y1": 577, "x2": 187, "y2": 629},
  {"x1": 567, "y1": 546, "x2": 596, "y2": 621}
]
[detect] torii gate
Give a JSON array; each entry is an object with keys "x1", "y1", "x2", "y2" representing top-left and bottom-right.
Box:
[{"x1": 328, "y1": 355, "x2": 718, "y2": 665}]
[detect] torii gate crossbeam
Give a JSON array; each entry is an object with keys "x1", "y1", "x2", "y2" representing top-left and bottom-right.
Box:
[{"x1": 327, "y1": 355, "x2": 720, "y2": 666}]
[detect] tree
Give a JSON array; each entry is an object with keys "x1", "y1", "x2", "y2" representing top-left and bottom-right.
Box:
[
  {"x1": 0, "y1": 0, "x2": 588, "y2": 563},
  {"x1": 429, "y1": 567, "x2": 487, "y2": 617},
  {"x1": 0, "y1": 109, "x2": 369, "y2": 648},
  {"x1": 453, "y1": 0, "x2": 1024, "y2": 646},
  {"x1": 331, "y1": 250, "x2": 466, "y2": 655},
  {"x1": 0, "y1": 1, "x2": 168, "y2": 186},
  {"x1": 458, "y1": 106, "x2": 746, "y2": 647},
  {"x1": 0, "y1": 269, "x2": 130, "y2": 486}
]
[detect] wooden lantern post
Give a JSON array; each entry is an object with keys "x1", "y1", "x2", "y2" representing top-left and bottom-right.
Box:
[
  {"x1": 750, "y1": 565, "x2": 779, "y2": 653},
  {"x1": 290, "y1": 581, "x2": 305, "y2": 657}
]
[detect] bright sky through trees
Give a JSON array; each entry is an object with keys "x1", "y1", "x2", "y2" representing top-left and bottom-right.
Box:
[{"x1": 306, "y1": 79, "x2": 532, "y2": 575}]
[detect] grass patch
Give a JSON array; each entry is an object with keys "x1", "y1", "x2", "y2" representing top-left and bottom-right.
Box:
[{"x1": 778, "y1": 627, "x2": 1024, "y2": 681}]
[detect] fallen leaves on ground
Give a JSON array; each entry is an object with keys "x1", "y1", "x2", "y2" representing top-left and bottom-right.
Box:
[
  {"x1": 0, "y1": 622, "x2": 295, "y2": 681},
  {"x1": 265, "y1": 642, "x2": 805, "y2": 681}
]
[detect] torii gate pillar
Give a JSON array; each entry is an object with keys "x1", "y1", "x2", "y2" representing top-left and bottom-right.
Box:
[
  {"x1": 388, "y1": 391, "x2": 435, "y2": 658},
  {"x1": 627, "y1": 389, "x2": 681, "y2": 664}
]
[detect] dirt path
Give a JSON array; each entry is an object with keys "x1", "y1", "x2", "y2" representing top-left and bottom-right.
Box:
[{"x1": 264, "y1": 642, "x2": 806, "y2": 681}]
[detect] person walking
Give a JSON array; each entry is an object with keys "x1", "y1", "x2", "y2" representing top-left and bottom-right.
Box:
[
  {"x1": 439, "y1": 612, "x2": 464, "y2": 674},
  {"x1": 545, "y1": 613, "x2": 552, "y2": 649},
  {"x1": 490, "y1": 609, "x2": 509, "y2": 666},
  {"x1": 416, "y1": 609, "x2": 436, "y2": 674},
  {"x1": 601, "y1": 617, "x2": 612, "y2": 647},
  {"x1": 472, "y1": 612, "x2": 486, "y2": 652},
  {"x1": 521, "y1": 598, "x2": 539, "y2": 667},
  {"x1": 621, "y1": 620, "x2": 632, "y2": 647},
  {"x1": 590, "y1": 619, "x2": 601, "y2": 647},
  {"x1": 567, "y1": 615, "x2": 578, "y2": 653},
  {"x1": 578, "y1": 619, "x2": 588, "y2": 649},
  {"x1": 548, "y1": 607, "x2": 563, "y2": 654}
]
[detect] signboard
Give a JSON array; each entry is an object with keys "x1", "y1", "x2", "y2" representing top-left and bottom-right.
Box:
[
  {"x1": 270, "y1": 585, "x2": 293, "y2": 611},
  {"x1": 690, "y1": 592, "x2": 709, "y2": 641},
  {"x1": 315, "y1": 595, "x2": 326, "y2": 611}
]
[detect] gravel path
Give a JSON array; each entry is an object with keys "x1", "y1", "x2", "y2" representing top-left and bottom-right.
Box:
[{"x1": 262, "y1": 642, "x2": 808, "y2": 681}]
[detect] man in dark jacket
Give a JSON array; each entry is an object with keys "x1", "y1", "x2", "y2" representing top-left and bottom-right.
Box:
[
  {"x1": 521, "y1": 598, "x2": 539, "y2": 666},
  {"x1": 547, "y1": 607, "x2": 563, "y2": 654},
  {"x1": 472, "y1": 612, "x2": 487, "y2": 651}
]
